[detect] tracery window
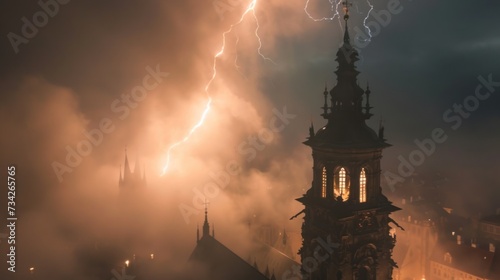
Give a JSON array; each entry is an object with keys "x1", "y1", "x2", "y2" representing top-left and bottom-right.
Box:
[
  {"x1": 360, "y1": 168, "x2": 367, "y2": 203},
  {"x1": 339, "y1": 167, "x2": 346, "y2": 195},
  {"x1": 321, "y1": 167, "x2": 327, "y2": 198}
]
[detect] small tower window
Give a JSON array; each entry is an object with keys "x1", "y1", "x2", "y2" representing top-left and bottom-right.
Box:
[
  {"x1": 360, "y1": 168, "x2": 367, "y2": 203},
  {"x1": 334, "y1": 167, "x2": 350, "y2": 201},
  {"x1": 321, "y1": 167, "x2": 327, "y2": 198},
  {"x1": 339, "y1": 168, "x2": 346, "y2": 195}
]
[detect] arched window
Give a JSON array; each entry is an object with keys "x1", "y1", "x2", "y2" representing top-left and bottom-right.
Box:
[
  {"x1": 339, "y1": 167, "x2": 346, "y2": 195},
  {"x1": 360, "y1": 168, "x2": 367, "y2": 203},
  {"x1": 334, "y1": 167, "x2": 350, "y2": 201},
  {"x1": 321, "y1": 167, "x2": 327, "y2": 198}
]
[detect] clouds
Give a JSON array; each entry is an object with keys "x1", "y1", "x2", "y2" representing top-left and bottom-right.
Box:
[{"x1": 0, "y1": 0, "x2": 499, "y2": 278}]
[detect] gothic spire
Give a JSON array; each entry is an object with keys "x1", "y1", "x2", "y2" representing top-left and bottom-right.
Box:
[
  {"x1": 202, "y1": 199, "x2": 210, "y2": 237},
  {"x1": 304, "y1": 0, "x2": 388, "y2": 149},
  {"x1": 342, "y1": 0, "x2": 352, "y2": 44},
  {"x1": 324, "y1": 0, "x2": 363, "y2": 120}
]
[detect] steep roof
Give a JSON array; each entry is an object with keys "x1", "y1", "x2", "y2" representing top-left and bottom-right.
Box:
[
  {"x1": 189, "y1": 235, "x2": 269, "y2": 280},
  {"x1": 250, "y1": 241, "x2": 301, "y2": 280},
  {"x1": 430, "y1": 241, "x2": 500, "y2": 278},
  {"x1": 481, "y1": 214, "x2": 500, "y2": 226}
]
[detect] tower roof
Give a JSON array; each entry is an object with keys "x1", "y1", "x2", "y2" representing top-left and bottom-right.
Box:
[{"x1": 305, "y1": 0, "x2": 389, "y2": 149}]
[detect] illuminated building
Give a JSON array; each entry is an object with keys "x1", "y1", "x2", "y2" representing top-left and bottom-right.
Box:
[{"x1": 295, "y1": 1, "x2": 400, "y2": 279}]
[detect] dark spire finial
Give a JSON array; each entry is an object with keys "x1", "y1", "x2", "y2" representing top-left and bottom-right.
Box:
[
  {"x1": 342, "y1": 0, "x2": 351, "y2": 21},
  {"x1": 202, "y1": 199, "x2": 210, "y2": 237},
  {"x1": 342, "y1": 0, "x2": 352, "y2": 43}
]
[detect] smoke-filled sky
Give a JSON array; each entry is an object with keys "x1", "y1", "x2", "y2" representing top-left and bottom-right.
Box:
[{"x1": 0, "y1": 0, "x2": 499, "y2": 278}]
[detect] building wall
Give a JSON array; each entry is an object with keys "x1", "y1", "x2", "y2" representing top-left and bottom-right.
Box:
[{"x1": 429, "y1": 261, "x2": 485, "y2": 280}]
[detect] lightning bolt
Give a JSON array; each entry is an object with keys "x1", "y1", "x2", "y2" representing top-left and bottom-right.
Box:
[
  {"x1": 252, "y1": 7, "x2": 277, "y2": 65},
  {"x1": 161, "y1": 98, "x2": 211, "y2": 176},
  {"x1": 362, "y1": 0, "x2": 374, "y2": 42},
  {"x1": 161, "y1": 0, "x2": 271, "y2": 175},
  {"x1": 234, "y1": 35, "x2": 242, "y2": 71},
  {"x1": 305, "y1": 0, "x2": 375, "y2": 43},
  {"x1": 304, "y1": 0, "x2": 343, "y2": 31}
]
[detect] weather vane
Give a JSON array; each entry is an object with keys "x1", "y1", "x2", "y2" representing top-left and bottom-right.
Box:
[{"x1": 342, "y1": 0, "x2": 352, "y2": 21}]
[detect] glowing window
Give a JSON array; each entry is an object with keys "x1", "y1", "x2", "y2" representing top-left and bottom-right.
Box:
[
  {"x1": 360, "y1": 168, "x2": 367, "y2": 203},
  {"x1": 321, "y1": 167, "x2": 327, "y2": 198},
  {"x1": 339, "y1": 168, "x2": 346, "y2": 195},
  {"x1": 444, "y1": 253, "x2": 452, "y2": 264}
]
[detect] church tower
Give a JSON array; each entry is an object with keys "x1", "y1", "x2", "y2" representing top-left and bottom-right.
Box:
[
  {"x1": 119, "y1": 148, "x2": 147, "y2": 192},
  {"x1": 297, "y1": 1, "x2": 400, "y2": 279}
]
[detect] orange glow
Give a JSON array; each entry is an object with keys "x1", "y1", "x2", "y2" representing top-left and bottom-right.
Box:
[
  {"x1": 321, "y1": 167, "x2": 327, "y2": 198},
  {"x1": 360, "y1": 168, "x2": 366, "y2": 203},
  {"x1": 160, "y1": 0, "x2": 261, "y2": 176}
]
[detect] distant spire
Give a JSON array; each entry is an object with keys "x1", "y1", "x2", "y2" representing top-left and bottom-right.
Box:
[
  {"x1": 202, "y1": 199, "x2": 210, "y2": 237},
  {"x1": 212, "y1": 224, "x2": 215, "y2": 238}
]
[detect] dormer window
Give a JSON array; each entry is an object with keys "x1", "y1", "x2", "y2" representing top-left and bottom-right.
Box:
[{"x1": 360, "y1": 168, "x2": 367, "y2": 203}]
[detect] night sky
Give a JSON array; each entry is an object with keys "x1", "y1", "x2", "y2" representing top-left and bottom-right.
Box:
[{"x1": 0, "y1": 0, "x2": 499, "y2": 278}]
